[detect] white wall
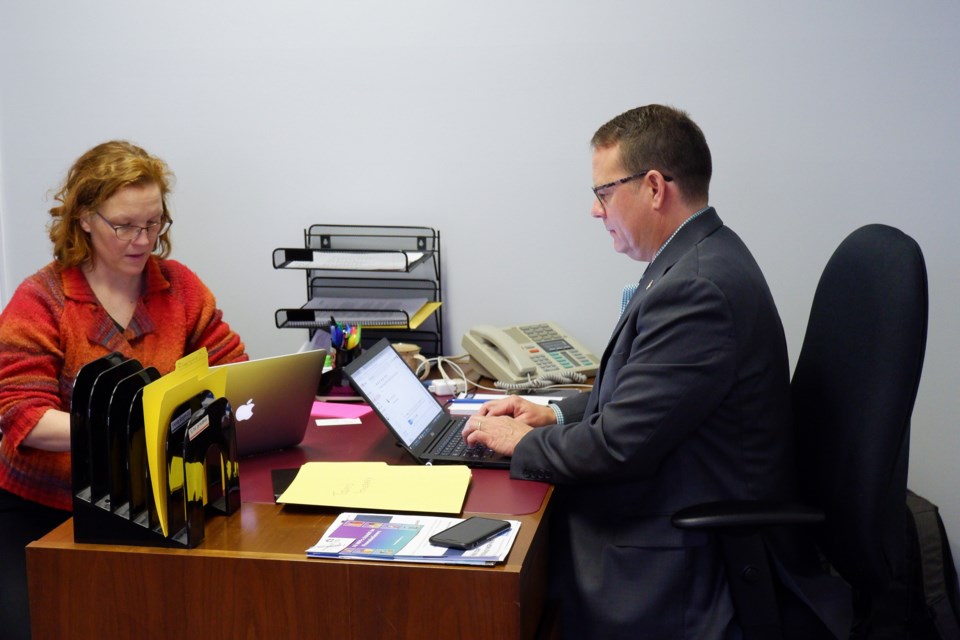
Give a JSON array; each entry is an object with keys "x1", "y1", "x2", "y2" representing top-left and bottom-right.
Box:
[
  {"x1": 0, "y1": 121, "x2": 6, "y2": 308},
  {"x1": 3, "y1": 1, "x2": 960, "y2": 562}
]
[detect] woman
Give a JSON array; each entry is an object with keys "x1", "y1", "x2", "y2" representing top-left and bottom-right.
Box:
[{"x1": 0, "y1": 140, "x2": 247, "y2": 640}]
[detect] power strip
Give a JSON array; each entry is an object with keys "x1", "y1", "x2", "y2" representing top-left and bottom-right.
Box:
[{"x1": 427, "y1": 380, "x2": 466, "y2": 396}]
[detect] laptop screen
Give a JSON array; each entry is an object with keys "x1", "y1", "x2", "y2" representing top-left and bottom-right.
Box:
[{"x1": 347, "y1": 343, "x2": 444, "y2": 448}]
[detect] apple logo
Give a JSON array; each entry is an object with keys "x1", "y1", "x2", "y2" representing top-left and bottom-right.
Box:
[{"x1": 236, "y1": 399, "x2": 255, "y2": 422}]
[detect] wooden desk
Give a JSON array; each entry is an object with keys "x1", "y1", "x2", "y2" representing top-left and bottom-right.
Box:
[{"x1": 27, "y1": 409, "x2": 555, "y2": 639}]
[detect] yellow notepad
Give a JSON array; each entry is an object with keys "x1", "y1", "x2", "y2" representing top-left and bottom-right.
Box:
[{"x1": 277, "y1": 462, "x2": 471, "y2": 514}]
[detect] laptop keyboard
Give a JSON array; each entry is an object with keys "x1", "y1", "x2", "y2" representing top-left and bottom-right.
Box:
[{"x1": 434, "y1": 418, "x2": 495, "y2": 459}]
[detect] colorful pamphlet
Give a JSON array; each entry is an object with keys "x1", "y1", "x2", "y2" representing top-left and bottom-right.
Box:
[{"x1": 307, "y1": 512, "x2": 520, "y2": 566}]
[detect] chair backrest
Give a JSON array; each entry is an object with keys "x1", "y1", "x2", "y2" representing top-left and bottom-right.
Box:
[{"x1": 792, "y1": 224, "x2": 928, "y2": 593}]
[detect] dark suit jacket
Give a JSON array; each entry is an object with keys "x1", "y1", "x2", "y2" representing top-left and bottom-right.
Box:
[{"x1": 510, "y1": 209, "x2": 849, "y2": 639}]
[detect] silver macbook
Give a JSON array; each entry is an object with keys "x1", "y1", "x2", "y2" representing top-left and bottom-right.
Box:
[{"x1": 213, "y1": 349, "x2": 325, "y2": 457}]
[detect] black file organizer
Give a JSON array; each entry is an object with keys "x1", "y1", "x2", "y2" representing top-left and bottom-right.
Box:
[
  {"x1": 273, "y1": 224, "x2": 444, "y2": 357},
  {"x1": 70, "y1": 353, "x2": 241, "y2": 548}
]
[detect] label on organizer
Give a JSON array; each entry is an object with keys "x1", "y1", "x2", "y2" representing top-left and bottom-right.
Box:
[
  {"x1": 187, "y1": 415, "x2": 210, "y2": 441},
  {"x1": 170, "y1": 410, "x2": 192, "y2": 434}
]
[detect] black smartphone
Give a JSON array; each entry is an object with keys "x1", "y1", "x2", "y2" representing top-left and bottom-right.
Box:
[{"x1": 429, "y1": 517, "x2": 511, "y2": 550}]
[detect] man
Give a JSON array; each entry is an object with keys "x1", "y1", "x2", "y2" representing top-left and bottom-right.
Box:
[{"x1": 462, "y1": 105, "x2": 849, "y2": 639}]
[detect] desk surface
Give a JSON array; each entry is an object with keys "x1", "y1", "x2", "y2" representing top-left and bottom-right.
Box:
[
  {"x1": 27, "y1": 403, "x2": 556, "y2": 640},
  {"x1": 238, "y1": 406, "x2": 551, "y2": 514}
]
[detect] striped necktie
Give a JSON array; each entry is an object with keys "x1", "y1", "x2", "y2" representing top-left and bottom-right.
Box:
[{"x1": 620, "y1": 283, "x2": 639, "y2": 317}]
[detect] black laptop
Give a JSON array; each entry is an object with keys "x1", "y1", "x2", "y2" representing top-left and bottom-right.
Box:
[{"x1": 343, "y1": 339, "x2": 510, "y2": 469}]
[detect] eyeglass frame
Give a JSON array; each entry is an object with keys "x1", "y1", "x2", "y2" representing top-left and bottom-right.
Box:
[
  {"x1": 592, "y1": 169, "x2": 674, "y2": 210},
  {"x1": 94, "y1": 209, "x2": 172, "y2": 242}
]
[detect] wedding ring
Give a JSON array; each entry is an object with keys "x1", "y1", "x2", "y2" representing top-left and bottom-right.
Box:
[{"x1": 477, "y1": 418, "x2": 483, "y2": 431}]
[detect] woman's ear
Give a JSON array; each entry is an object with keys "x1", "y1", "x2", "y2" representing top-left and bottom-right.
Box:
[{"x1": 78, "y1": 212, "x2": 93, "y2": 234}]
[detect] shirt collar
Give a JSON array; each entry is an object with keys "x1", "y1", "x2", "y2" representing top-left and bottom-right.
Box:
[{"x1": 651, "y1": 206, "x2": 710, "y2": 264}]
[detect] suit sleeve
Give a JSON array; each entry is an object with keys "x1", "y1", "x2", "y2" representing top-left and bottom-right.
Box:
[
  {"x1": 553, "y1": 392, "x2": 589, "y2": 422},
  {"x1": 511, "y1": 275, "x2": 738, "y2": 484}
]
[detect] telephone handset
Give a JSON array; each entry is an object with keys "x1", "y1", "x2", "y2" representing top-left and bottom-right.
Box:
[{"x1": 461, "y1": 321, "x2": 599, "y2": 384}]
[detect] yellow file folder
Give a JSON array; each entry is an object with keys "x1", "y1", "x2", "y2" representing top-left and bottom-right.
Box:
[
  {"x1": 141, "y1": 348, "x2": 227, "y2": 537},
  {"x1": 277, "y1": 462, "x2": 471, "y2": 515}
]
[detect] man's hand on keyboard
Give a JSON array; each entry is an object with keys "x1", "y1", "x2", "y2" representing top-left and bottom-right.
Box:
[
  {"x1": 475, "y1": 396, "x2": 556, "y2": 427},
  {"x1": 462, "y1": 414, "x2": 532, "y2": 457}
]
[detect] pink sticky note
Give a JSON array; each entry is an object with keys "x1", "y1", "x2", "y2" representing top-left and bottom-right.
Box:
[{"x1": 311, "y1": 401, "x2": 372, "y2": 419}]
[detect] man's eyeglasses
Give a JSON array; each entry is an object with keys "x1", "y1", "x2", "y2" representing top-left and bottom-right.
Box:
[
  {"x1": 592, "y1": 170, "x2": 674, "y2": 210},
  {"x1": 95, "y1": 210, "x2": 171, "y2": 242}
]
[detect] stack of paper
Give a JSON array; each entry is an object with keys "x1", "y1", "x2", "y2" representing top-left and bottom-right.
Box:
[
  {"x1": 307, "y1": 512, "x2": 520, "y2": 566},
  {"x1": 286, "y1": 250, "x2": 425, "y2": 271},
  {"x1": 446, "y1": 393, "x2": 566, "y2": 416},
  {"x1": 302, "y1": 297, "x2": 441, "y2": 329}
]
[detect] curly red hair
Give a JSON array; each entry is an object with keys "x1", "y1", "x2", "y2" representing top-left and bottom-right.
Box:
[{"x1": 48, "y1": 140, "x2": 174, "y2": 267}]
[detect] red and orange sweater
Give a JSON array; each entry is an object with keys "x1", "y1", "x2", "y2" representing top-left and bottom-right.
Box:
[{"x1": 0, "y1": 257, "x2": 247, "y2": 510}]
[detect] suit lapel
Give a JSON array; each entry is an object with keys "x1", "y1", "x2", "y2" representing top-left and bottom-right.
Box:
[{"x1": 590, "y1": 208, "x2": 724, "y2": 399}]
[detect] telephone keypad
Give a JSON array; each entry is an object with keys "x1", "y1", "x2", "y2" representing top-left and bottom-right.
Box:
[
  {"x1": 520, "y1": 324, "x2": 594, "y2": 371},
  {"x1": 530, "y1": 354, "x2": 559, "y2": 372},
  {"x1": 520, "y1": 323, "x2": 596, "y2": 371}
]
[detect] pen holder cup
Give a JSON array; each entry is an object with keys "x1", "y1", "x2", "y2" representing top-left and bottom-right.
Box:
[{"x1": 317, "y1": 347, "x2": 362, "y2": 398}]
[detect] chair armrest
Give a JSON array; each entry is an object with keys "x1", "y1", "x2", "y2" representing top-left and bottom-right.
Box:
[{"x1": 671, "y1": 501, "x2": 824, "y2": 529}]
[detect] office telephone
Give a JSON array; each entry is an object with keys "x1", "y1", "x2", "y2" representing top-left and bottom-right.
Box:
[{"x1": 462, "y1": 322, "x2": 599, "y2": 384}]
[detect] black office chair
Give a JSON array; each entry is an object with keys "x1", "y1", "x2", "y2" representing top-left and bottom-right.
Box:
[{"x1": 672, "y1": 224, "x2": 928, "y2": 640}]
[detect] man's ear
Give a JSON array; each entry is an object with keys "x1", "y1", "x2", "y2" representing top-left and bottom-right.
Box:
[{"x1": 649, "y1": 172, "x2": 669, "y2": 209}]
